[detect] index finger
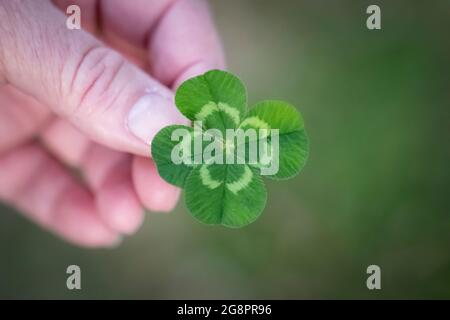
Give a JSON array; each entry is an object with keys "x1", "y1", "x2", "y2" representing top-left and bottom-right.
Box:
[
  {"x1": 148, "y1": 0, "x2": 226, "y2": 88},
  {"x1": 94, "y1": 0, "x2": 225, "y2": 88}
]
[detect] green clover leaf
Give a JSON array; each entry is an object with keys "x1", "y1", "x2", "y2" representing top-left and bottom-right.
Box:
[{"x1": 151, "y1": 70, "x2": 309, "y2": 228}]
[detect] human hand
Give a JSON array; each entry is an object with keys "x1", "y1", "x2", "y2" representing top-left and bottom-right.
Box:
[{"x1": 0, "y1": 0, "x2": 225, "y2": 247}]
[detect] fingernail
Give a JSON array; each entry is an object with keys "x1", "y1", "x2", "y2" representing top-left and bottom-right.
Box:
[
  {"x1": 127, "y1": 94, "x2": 187, "y2": 145},
  {"x1": 149, "y1": 185, "x2": 181, "y2": 213},
  {"x1": 108, "y1": 206, "x2": 144, "y2": 235}
]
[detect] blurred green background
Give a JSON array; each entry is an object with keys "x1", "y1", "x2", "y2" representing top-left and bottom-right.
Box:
[{"x1": 1, "y1": 0, "x2": 449, "y2": 299}]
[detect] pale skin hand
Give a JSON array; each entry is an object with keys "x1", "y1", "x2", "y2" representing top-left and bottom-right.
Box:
[{"x1": 0, "y1": 0, "x2": 225, "y2": 247}]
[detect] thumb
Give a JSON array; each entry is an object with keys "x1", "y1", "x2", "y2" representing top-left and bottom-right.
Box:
[{"x1": 0, "y1": 1, "x2": 187, "y2": 156}]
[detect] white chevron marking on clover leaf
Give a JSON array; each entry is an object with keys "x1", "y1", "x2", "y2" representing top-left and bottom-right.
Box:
[
  {"x1": 239, "y1": 116, "x2": 270, "y2": 130},
  {"x1": 200, "y1": 165, "x2": 222, "y2": 189},
  {"x1": 195, "y1": 101, "x2": 240, "y2": 125},
  {"x1": 226, "y1": 166, "x2": 253, "y2": 194},
  {"x1": 218, "y1": 102, "x2": 240, "y2": 125},
  {"x1": 195, "y1": 101, "x2": 218, "y2": 122}
]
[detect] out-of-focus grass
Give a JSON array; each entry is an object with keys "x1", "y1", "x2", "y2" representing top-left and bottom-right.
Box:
[{"x1": 0, "y1": 0, "x2": 449, "y2": 299}]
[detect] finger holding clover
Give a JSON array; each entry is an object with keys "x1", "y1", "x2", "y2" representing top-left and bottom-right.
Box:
[{"x1": 0, "y1": 0, "x2": 224, "y2": 247}]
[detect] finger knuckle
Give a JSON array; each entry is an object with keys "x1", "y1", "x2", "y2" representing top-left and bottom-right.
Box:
[{"x1": 63, "y1": 46, "x2": 127, "y2": 115}]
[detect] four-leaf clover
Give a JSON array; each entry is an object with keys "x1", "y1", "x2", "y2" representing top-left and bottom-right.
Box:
[{"x1": 151, "y1": 70, "x2": 309, "y2": 228}]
